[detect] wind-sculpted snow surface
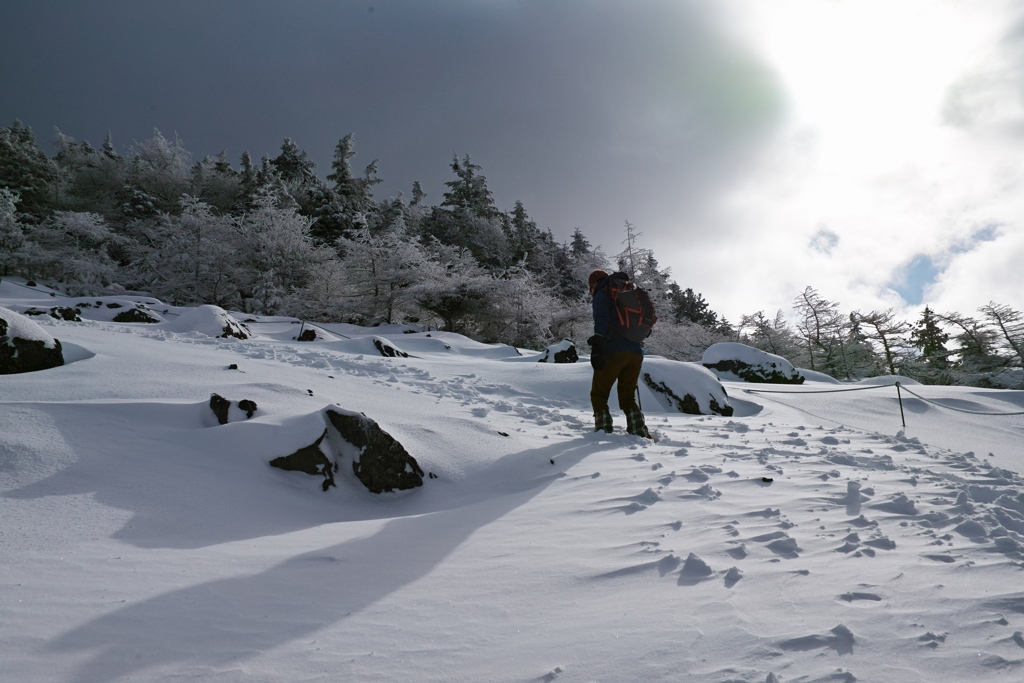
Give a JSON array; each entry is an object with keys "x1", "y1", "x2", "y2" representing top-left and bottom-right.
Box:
[{"x1": 3, "y1": 280, "x2": 1024, "y2": 682}]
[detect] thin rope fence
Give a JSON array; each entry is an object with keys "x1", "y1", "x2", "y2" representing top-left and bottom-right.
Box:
[
  {"x1": 744, "y1": 384, "x2": 892, "y2": 395},
  {"x1": 743, "y1": 380, "x2": 1024, "y2": 423},
  {"x1": 896, "y1": 383, "x2": 1024, "y2": 416}
]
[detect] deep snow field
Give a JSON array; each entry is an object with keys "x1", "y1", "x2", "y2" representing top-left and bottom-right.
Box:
[{"x1": 3, "y1": 278, "x2": 1024, "y2": 683}]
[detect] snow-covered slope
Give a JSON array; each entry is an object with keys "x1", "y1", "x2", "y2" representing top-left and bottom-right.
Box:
[{"x1": 3, "y1": 279, "x2": 1024, "y2": 683}]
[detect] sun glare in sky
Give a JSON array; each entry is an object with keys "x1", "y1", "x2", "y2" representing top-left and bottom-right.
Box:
[{"x1": 752, "y1": 1, "x2": 982, "y2": 172}]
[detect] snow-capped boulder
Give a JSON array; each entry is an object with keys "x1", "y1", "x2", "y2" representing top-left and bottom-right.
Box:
[
  {"x1": 702, "y1": 342, "x2": 804, "y2": 384},
  {"x1": 163, "y1": 305, "x2": 250, "y2": 339},
  {"x1": 49, "y1": 306, "x2": 82, "y2": 322},
  {"x1": 373, "y1": 336, "x2": 410, "y2": 358},
  {"x1": 112, "y1": 307, "x2": 160, "y2": 323},
  {"x1": 324, "y1": 407, "x2": 424, "y2": 493},
  {"x1": 538, "y1": 340, "x2": 578, "y2": 363},
  {"x1": 0, "y1": 306, "x2": 64, "y2": 374},
  {"x1": 21, "y1": 306, "x2": 83, "y2": 321},
  {"x1": 642, "y1": 357, "x2": 733, "y2": 416}
]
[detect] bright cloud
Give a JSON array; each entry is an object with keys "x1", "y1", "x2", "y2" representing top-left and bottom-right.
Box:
[{"x1": 674, "y1": 0, "x2": 1024, "y2": 323}]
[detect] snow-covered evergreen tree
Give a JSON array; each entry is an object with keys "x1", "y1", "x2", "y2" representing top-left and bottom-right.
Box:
[
  {"x1": 52, "y1": 130, "x2": 127, "y2": 220},
  {"x1": 0, "y1": 120, "x2": 58, "y2": 220},
  {"x1": 232, "y1": 189, "x2": 331, "y2": 314},
  {"x1": 125, "y1": 130, "x2": 192, "y2": 214},
  {"x1": 189, "y1": 152, "x2": 243, "y2": 214},
  {"x1": 0, "y1": 188, "x2": 27, "y2": 276},
  {"x1": 908, "y1": 306, "x2": 952, "y2": 384},
  {"x1": 23, "y1": 211, "x2": 119, "y2": 295},
  {"x1": 123, "y1": 196, "x2": 238, "y2": 306},
  {"x1": 334, "y1": 215, "x2": 431, "y2": 324}
]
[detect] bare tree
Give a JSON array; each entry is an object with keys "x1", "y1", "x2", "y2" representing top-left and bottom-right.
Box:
[
  {"x1": 979, "y1": 302, "x2": 1024, "y2": 369},
  {"x1": 854, "y1": 309, "x2": 912, "y2": 375},
  {"x1": 793, "y1": 286, "x2": 846, "y2": 375}
]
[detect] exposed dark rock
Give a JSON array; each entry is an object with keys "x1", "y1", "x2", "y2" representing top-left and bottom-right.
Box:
[
  {"x1": 0, "y1": 313, "x2": 65, "y2": 375},
  {"x1": 703, "y1": 358, "x2": 805, "y2": 384},
  {"x1": 209, "y1": 393, "x2": 231, "y2": 425},
  {"x1": 325, "y1": 408, "x2": 424, "y2": 493},
  {"x1": 49, "y1": 306, "x2": 82, "y2": 322},
  {"x1": 270, "y1": 430, "x2": 336, "y2": 490},
  {"x1": 113, "y1": 308, "x2": 159, "y2": 323},
  {"x1": 23, "y1": 309, "x2": 46, "y2": 316},
  {"x1": 25, "y1": 280, "x2": 36, "y2": 287},
  {"x1": 228, "y1": 364, "x2": 238, "y2": 370},
  {"x1": 373, "y1": 337, "x2": 409, "y2": 358},
  {"x1": 643, "y1": 373, "x2": 733, "y2": 417},
  {"x1": 238, "y1": 399, "x2": 258, "y2": 418},
  {"x1": 538, "y1": 341, "x2": 578, "y2": 363},
  {"x1": 296, "y1": 328, "x2": 316, "y2": 342},
  {"x1": 105, "y1": 302, "x2": 123, "y2": 309},
  {"x1": 220, "y1": 321, "x2": 250, "y2": 339}
]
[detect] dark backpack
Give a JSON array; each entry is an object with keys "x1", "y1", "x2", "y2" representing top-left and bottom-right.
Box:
[{"x1": 606, "y1": 274, "x2": 657, "y2": 343}]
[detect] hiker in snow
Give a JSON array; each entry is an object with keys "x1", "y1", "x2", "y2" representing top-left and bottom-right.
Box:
[{"x1": 587, "y1": 269, "x2": 652, "y2": 438}]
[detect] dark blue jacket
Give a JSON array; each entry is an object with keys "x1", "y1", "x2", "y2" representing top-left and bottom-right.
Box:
[{"x1": 592, "y1": 272, "x2": 644, "y2": 356}]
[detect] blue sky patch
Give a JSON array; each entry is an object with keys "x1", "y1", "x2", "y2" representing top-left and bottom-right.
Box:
[{"x1": 889, "y1": 254, "x2": 939, "y2": 305}]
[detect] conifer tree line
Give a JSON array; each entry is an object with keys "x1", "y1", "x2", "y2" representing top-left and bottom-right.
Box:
[
  {"x1": 0, "y1": 121, "x2": 728, "y2": 351},
  {"x1": 737, "y1": 288, "x2": 1024, "y2": 389},
  {"x1": 2, "y1": 120, "x2": 1022, "y2": 387}
]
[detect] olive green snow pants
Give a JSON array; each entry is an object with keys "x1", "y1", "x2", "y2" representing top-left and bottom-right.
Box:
[{"x1": 590, "y1": 351, "x2": 643, "y2": 414}]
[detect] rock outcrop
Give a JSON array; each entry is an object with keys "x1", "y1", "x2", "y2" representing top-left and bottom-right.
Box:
[
  {"x1": 324, "y1": 407, "x2": 424, "y2": 493},
  {"x1": 269, "y1": 430, "x2": 336, "y2": 491},
  {"x1": 538, "y1": 340, "x2": 578, "y2": 363}
]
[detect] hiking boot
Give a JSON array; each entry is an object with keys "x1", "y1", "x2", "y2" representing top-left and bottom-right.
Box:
[
  {"x1": 625, "y1": 407, "x2": 651, "y2": 438},
  {"x1": 594, "y1": 409, "x2": 613, "y2": 433}
]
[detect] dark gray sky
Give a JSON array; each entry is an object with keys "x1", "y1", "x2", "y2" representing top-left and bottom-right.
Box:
[
  {"x1": 1, "y1": 2, "x2": 783, "y2": 286},
  {"x1": 4, "y1": 1, "x2": 1022, "y2": 322}
]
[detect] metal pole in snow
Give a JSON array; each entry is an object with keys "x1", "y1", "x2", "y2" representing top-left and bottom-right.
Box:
[{"x1": 895, "y1": 381, "x2": 906, "y2": 427}]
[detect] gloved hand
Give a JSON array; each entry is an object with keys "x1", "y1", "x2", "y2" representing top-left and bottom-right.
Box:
[{"x1": 587, "y1": 335, "x2": 605, "y2": 370}]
